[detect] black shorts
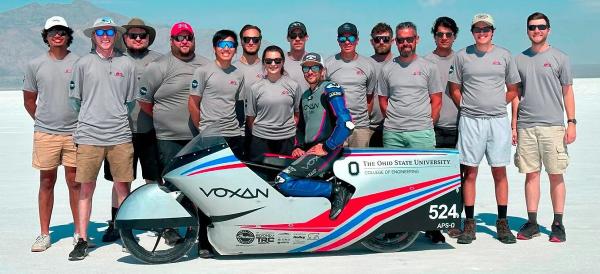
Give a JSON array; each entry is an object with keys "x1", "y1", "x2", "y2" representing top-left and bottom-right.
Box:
[
  {"x1": 104, "y1": 131, "x2": 162, "y2": 181},
  {"x1": 434, "y1": 126, "x2": 458, "y2": 149},
  {"x1": 369, "y1": 126, "x2": 383, "y2": 147},
  {"x1": 156, "y1": 139, "x2": 190, "y2": 172},
  {"x1": 248, "y1": 135, "x2": 294, "y2": 162}
]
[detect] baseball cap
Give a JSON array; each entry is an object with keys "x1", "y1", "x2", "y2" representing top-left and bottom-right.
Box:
[
  {"x1": 171, "y1": 22, "x2": 194, "y2": 36},
  {"x1": 301, "y1": 52, "x2": 324, "y2": 67},
  {"x1": 288, "y1": 21, "x2": 307, "y2": 35},
  {"x1": 472, "y1": 13, "x2": 494, "y2": 27},
  {"x1": 338, "y1": 22, "x2": 358, "y2": 36},
  {"x1": 44, "y1": 16, "x2": 68, "y2": 30}
]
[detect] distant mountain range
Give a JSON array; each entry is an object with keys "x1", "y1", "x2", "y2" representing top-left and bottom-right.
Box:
[
  {"x1": 0, "y1": 0, "x2": 597, "y2": 90},
  {"x1": 0, "y1": 0, "x2": 272, "y2": 90}
]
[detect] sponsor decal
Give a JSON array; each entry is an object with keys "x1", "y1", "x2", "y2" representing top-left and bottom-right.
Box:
[
  {"x1": 199, "y1": 187, "x2": 269, "y2": 199},
  {"x1": 492, "y1": 60, "x2": 502, "y2": 65},
  {"x1": 303, "y1": 102, "x2": 320, "y2": 111},
  {"x1": 236, "y1": 230, "x2": 255, "y2": 244},
  {"x1": 256, "y1": 232, "x2": 275, "y2": 244},
  {"x1": 325, "y1": 82, "x2": 341, "y2": 89},
  {"x1": 191, "y1": 79, "x2": 199, "y2": 89},
  {"x1": 114, "y1": 71, "x2": 124, "y2": 77},
  {"x1": 139, "y1": 87, "x2": 147, "y2": 95},
  {"x1": 276, "y1": 233, "x2": 291, "y2": 244},
  {"x1": 292, "y1": 233, "x2": 307, "y2": 244},
  {"x1": 307, "y1": 233, "x2": 319, "y2": 240},
  {"x1": 328, "y1": 91, "x2": 342, "y2": 98},
  {"x1": 69, "y1": 81, "x2": 75, "y2": 90}
]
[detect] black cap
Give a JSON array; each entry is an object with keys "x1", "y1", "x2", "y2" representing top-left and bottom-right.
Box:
[
  {"x1": 338, "y1": 22, "x2": 358, "y2": 36},
  {"x1": 288, "y1": 21, "x2": 307, "y2": 35}
]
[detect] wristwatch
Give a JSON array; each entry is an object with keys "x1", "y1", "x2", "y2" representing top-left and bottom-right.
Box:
[{"x1": 567, "y1": 119, "x2": 577, "y2": 125}]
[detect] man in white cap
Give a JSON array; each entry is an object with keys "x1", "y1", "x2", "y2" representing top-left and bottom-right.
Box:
[
  {"x1": 68, "y1": 16, "x2": 136, "y2": 260},
  {"x1": 100, "y1": 17, "x2": 163, "y2": 244},
  {"x1": 24, "y1": 16, "x2": 81, "y2": 252},
  {"x1": 448, "y1": 13, "x2": 521, "y2": 245}
]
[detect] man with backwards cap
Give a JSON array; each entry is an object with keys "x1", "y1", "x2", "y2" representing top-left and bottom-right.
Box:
[
  {"x1": 68, "y1": 16, "x2": 137, "y2": 260},
  {"x1": 448, "y1": 13, "x2": 521, "y2": 245},
  {"x1": 325, "y1": 22, "x2": 377, "y2": 148},
  {"x1": 100, "y1": 17, "x2": 163, "y2": 244},
  {"x1": 24, "y1": 16, "x2": 82, "y2": 252},
  {"x1": 284, "y1": 21, "x2": 310, "y2": 92},
  {"x1": 275, "y1": 52, "x2": 354, "y2": 220}
]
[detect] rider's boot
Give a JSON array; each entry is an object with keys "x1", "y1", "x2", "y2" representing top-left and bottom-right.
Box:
[{"x1": 330, "y1": 183, "x2": 352, "y2": 220}]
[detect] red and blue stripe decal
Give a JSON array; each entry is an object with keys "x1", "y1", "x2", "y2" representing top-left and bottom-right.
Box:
[{"x1": 180, "y1": 155, "x2": 245, "y2": 176}]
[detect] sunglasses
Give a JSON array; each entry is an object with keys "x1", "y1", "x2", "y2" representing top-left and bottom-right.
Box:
[
  {"x1": 338, "y1": 35, "x2": 357, "y2": 43},
  {"x1": 527, "y1": 24, "x2": 548, "y2": 31},
  {"x1": 264, "y1": 58, "x2": 283, "y2": 65},
  {"x1": 302, "y1": 65, "x2": 322, "y2": 73},
  {"x1": 288, "y1": 33, "x2": 306, "y2": 40},
  {"x1": 95, "y1": 28, "x2": 115, "y2": 37},
  {"x1": 216, "y1": 40, "x2": 237, "y2": 49},
  {"x1": 47, "y1": 29, "x2": 68, "y2": 37},
  {"x1": 472, "y1": 26, "x2": 493, "y2": 34},
  {"x1": 395, "y1": 36, "x2": 416, "y2": 44},
  {"x1": 242, "y1": 36, "x2": 261, "y2": 44},
  {"x1": 372, "y1": 36, "x2": 391, "y2": 43},
  {"x1": 435, "y1": 32, "x2": 454, "y2": 38},
  {"x1": 126, "y1": 32, "x2": 148, "y2": 39},
  {"x1": 172, "y1": 35, "x2": 194, "y2": 42}
]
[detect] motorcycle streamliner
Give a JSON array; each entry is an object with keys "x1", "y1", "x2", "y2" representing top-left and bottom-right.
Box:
[{"x1": 115, "y1": 127, "x2": 462, "y2": 264}]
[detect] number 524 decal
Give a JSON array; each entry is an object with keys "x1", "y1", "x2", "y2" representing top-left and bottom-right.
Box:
[{"x1": 428, "y1": 204, "x2": 459, "y2": 219}]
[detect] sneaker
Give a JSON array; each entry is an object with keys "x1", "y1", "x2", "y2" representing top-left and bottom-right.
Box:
[
  {"x1": 73, "y1": 233, "x2": 97, "y2": 248},
  {"x1": 101, "y1": 220, "x2": 120, "y2": 242},
  {"x1": 496, "y1": 218, "x2": 517, "y2": 244},
  {"x1": 198, "y1": 248, "x2": 214, "y2": 259},
  {"x1": 68, "y1": 239, "x2": 88, "y2": 261},
  {"x1": 457, "y1": 218, "x2": 476, "y2": 244},
  {"x1": 31, "y1": 234, "x2": 51, "y2": 252},
  {"x1": 517, "y1": 222, "x2": 540, "y2": 240},
  {"x1": 424, "y1": 230, "x2": 446, "y2": 244},
  {"x1": 163, "y1": 228, "x2": 182, "y2": 246},
  {"x1": 329, "y1": 184, "x2": 352, "y2": 220},
  {"x1": 447, "y1": 227, "x2": 462, "y2": 238},
  {"x1": 549, "y1": 222, "x2": 566, "y2": 243}
]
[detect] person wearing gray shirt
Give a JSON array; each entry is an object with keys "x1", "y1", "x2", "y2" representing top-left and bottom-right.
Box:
[
  {"x1": 137, "y1": 22, "x2": 210, "y2": 170},
  {"x1": 23, "y1": 16, "x2": 81, "y2": 253},
  {"x1": 284, "y1": 21, "x2": 310, "y2": 92},
  {"x1": 368, "y1": 22, "x2": 394, "y2": 148},
  {"x1": 68, "y1": 17, "x2": 136, "y2": 261},
  {"x1": 378, "y1": 22, "x2": 442, "y2": 149},
  {"x1": 100, "y1": 18, "x2": 163, "y2": 244},
  {"x1": 246, "y1": 46, "x2": 301, "y2": 162},
  {"x1": 326, "y1": 22, "x2": 377, "y2": 148},
  {"x1": 512, "y1": 12, "x2": 575, "y2": 243},
  {"x1": 448, "y1": 13, "x2": 520, "y2": 245}
]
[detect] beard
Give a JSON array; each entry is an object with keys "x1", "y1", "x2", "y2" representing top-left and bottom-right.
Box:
[
  {"x1": 399, "y1": 46, "x2": 414, "y2": 57},
  {"x1": 374, "y1": 46, "x2": 391, "y2": 55},
  {"x1": 171, "y1": 43, "x2": 195, "y2": 57},
  {"x1": 127, "y1": 46, "x2": 149, "y2": 56}
]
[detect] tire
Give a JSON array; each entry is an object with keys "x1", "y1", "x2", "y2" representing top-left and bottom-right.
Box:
[
  {"x1": 120, "y1": 197, "x2": 200, "y2": 264},
  {"x1": 361, "y1": 232, "x2": 419, "y2": 253}
]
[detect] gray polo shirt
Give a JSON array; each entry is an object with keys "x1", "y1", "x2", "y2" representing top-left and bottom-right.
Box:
[
  {"x1": 23, "y1": 52, "x2": 79, "y2": 135},
  {"x1": 369, "y1": 56, "x2": 391, "y2": 130},
  {"x1": 378, "y1": 56, "x2": 443, "y2": 132},
  {"x1": 69, "y1": 51, "x2": 136, "y2": 145},
  {"x1": 325, "y1": 53, "x2": 377, "y2": 128},
  {"x1": 284, "y1": 53, "x2": 309, "y2": 93},
  {"x1": 233, "y1": 59, "x2": 264, "y2": 89},
  {"x1": 246, "y1": 75, "x2": 301, "y2": 140},
  {"x1": 190, "y1": 62, "x2": 245, "y2": 137},
  {"x1": 137, "y1": 53, "x2": 210, "y2": 140},
  {"x1": 424, "y1": 52, "x2": 459, "y2": 129},
  {"x1": 448, "y1": 45, "x2": 521, "y2": 118},
  {"x1": 515, "y1": 47, "x2": 573, "y2": 129},
  {"x1": 127, "y1": 50, "x2": 162, "y2": 134}
]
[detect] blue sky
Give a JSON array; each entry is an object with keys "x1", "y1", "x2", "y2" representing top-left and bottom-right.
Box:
[{"x1": 1, "y1": 0, "x2": 596, "y2": 64}]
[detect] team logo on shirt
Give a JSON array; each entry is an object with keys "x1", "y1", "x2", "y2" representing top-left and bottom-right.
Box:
[
  {"x1": 65, "y1": 68, "x2": 73, "y2": 73},
  {"x1": 492, "y1": 60, "x2": 502, "y2": 65},
  {"x1": 69, "y1": 81, "x2": 75, "y2": 90},
  {"x1": 255, "y1": 73, "x2": 264, "y2": 79},
  {"x1": 192, "y1": 80, "x2": 199, "y2": 89},
  {"x1": 281, "y1": 90, "x2": 291, "y2": 95},
  {"x1": 412, "y1": 70, "x2": 422, "y2": 75},
  {"x1": 139, "y1": 87, "x2": 147, "y2": 95},
  {"x1": 355, "y1": 69, "x2": 365, "y2": 75},
  {"x1": 114, "y1": 71, "x2": 124, "y2": 77},
  {"x1": 229, "y1": 80, "x2": 238, "y2": 86},
  {"x1": 543, "y1": 62, "x2": 552, "y2": 68}
]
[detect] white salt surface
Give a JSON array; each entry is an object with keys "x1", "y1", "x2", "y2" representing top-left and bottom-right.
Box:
[{"x1": 0, "y1": 79, "x2": 598, "y2": 273}]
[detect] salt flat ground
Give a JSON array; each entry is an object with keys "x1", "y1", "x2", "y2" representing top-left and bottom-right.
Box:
[{"x1": 1, "y1": 79, "x2": 599, "y2": 273}]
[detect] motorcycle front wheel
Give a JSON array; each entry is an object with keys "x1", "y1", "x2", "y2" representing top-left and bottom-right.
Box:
[
  {"x1": 120, "y1": 197, "x2": 200, "y2": 264},
  {"x1": 361, "y1": 232, "x2": 419, "y2": 253}
]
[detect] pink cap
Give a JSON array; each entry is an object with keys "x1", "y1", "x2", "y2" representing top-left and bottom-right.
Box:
[{"x1": 170, "y1": 22, "x2": 194, "y2": 36}]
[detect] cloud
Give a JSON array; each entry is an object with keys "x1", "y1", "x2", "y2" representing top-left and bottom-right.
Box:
[{"x1": 574, "y1": 0, "x2": 600, "y2": 11}]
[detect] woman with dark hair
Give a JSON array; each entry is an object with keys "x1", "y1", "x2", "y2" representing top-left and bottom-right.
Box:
[{"x1": 245, "y1": 45, "x2": 302, "y2": 162}]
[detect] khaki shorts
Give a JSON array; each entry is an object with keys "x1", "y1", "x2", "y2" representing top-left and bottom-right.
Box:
[
  {"x1": 515, "y1": 126, "x2": 569, "y2": 174},
  {"x1": 75, "y1": 143, "x2": 134, "y2": 183},
  {"x1": 344, "y1": 128, "x2": 372, "y2": 148},
  {"x1": 32, "y1": 131, "x2": 77, "y2": 170}
]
